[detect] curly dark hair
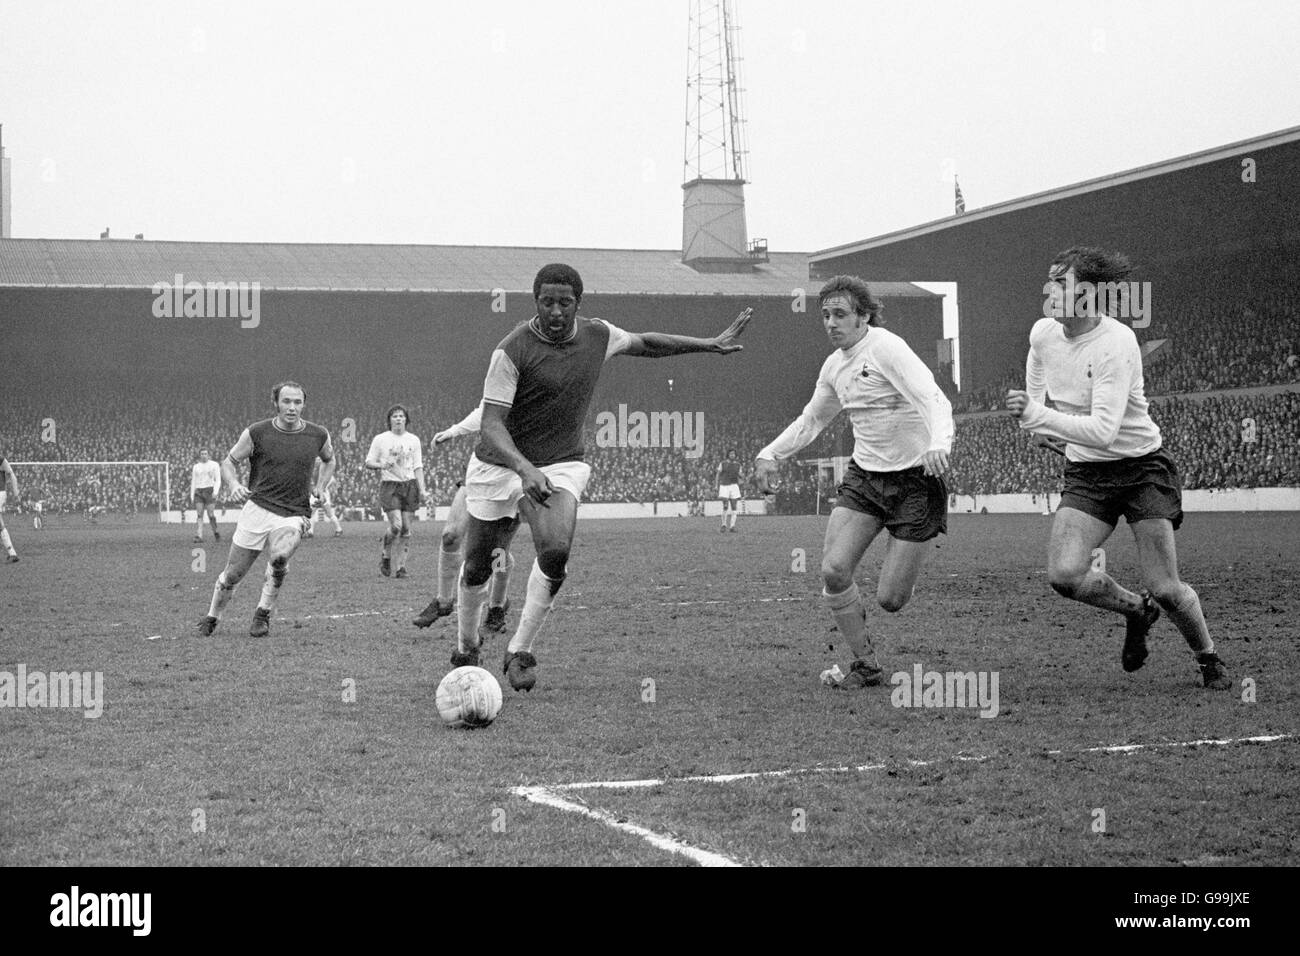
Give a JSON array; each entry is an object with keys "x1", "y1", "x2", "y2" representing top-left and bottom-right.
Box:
[
  {"x1": 1050, "y1": 246, "x2": 1134, "y2": 285},
  {"x1": 533, "y1": 263, "x2": 584, "y2": 301},
  {"x1": 818, "y1": 275, "x2": 885, "y2": 326}
]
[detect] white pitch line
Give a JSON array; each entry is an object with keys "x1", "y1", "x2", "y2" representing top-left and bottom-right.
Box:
[
  {"x1": 1044, "y1": 733, "x2": 1293, "y2": 755},
  {"x1": 517, "y1": 734, "x2": 1292, "y2": 866},
  {"x1": 511, "y1": 785, "x2": 743, "y2": 868}
]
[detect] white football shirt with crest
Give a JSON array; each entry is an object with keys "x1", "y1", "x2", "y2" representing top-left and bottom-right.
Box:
[{"x1": 758, "y1": 326, "x2": 954, "y2": 472}]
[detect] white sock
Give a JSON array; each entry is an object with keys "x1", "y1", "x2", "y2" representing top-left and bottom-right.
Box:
[
  {"x1": 824, "y1": 582, "x2": 876, "y2": 665},
  {"x1": 396, "y1": 534, "x2": 411, "y2": 571},
  {"x1": 507, "y1": 561, "x2": 562, "y2": 654},
  {"x1": 456, "y1": 577, "x2": 490, "y2": 652},
  {"x1": 438, "y1": 543, "x2": 461, "y2": 601},
  {"x1": 1, "y1": 529, "x2": 16, "y2": 556},
  {"x1": 207, "y1": 572, "x2": 236, "y2": 619},
  {"x1": 490, "y1": 551, "x2": 514, "y2": 607}
]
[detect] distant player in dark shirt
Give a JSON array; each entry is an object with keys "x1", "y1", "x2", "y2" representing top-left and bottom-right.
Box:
[
  {"x1": 452, "y1": 263, "x2": 751, "y2": 692},
  {"x1": 195, "y1": 382, "x2": 335, "y2": 638},
  {"x1": 716, "y1": 453, "x2": 743, "y2": 533}
]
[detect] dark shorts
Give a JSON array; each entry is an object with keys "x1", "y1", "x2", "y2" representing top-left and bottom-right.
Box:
[
  {"x1": 1059, "y1": 448, "x2": 1183, "y2": 530},
  {"x1": 194, "y1": 487, "x2": 215, "y2": 507},
  {"x1": 380, "y1": 479, "x2": 420, "y2": 513},
  {"x1": 835, "y1": 462, "x2": 947, "y2": 542}
]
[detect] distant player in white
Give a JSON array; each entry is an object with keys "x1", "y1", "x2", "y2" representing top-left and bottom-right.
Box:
[
  {"x1": 306, "y1": 474, "x2": 343, "y2": 538},
  {"x1": 365, "y1": 405, "x2": 428, "y2": 578},
  {"x1": 1006, "y1": 246, "x2": 1230, "y2": 689},
  {"x1": 1, "y1": 452, "x2": 20, "y2": 562},
  {"x1": 191, "y1": 449, "x2": 222, "y2": 543},
  {"x1": 412, "y1": 404, "x2": 520, "y2": 641},
  {"x1": 716, "y1": 453, "x2": 742, "y2": 532},
  {"x1": 756, "y1": 276, "x2": 954, "y2": 689}
]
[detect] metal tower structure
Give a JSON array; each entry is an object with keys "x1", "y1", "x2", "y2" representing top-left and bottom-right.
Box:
[
  {"x1": 681, "y1": 0, "x2": 763, "y2": 270},
  {"x1": 683, "y1": 0, "x2": 749, "y2": 184}
]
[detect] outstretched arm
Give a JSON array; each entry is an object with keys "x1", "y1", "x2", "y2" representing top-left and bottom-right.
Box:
[
  {"x1": 435, "y1": 405, "x2": 483, "y2": 444},
  {"x1": 620, "y1": 308, "x2": 752, "y2": 358},
  {"x1": 754, "y1": 376, "x2": 842, "y2": 492}
]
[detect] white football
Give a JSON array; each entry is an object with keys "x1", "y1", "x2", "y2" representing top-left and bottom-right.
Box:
[{"x1": 436, "y1": 665, "x2": 503, "y2": 728}]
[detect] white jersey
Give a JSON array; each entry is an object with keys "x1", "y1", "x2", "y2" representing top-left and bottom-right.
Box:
[
  {"x1": 1019, "y1": 317, "x2": 1162, "y2": 462},
  {"x1": 367, "y1": 431, "x2": 423, "y2": 482},
  {"x1": 758, "y1": 326, "x2": 954, "y2": 472},
  {"x1": 191, "y1": 460, "x2": 221, "y2": 494}
]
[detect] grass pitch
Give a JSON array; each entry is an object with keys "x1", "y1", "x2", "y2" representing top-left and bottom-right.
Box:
[{"x1": 1, "y1": 512, "x2": 1296, "y2": 866}]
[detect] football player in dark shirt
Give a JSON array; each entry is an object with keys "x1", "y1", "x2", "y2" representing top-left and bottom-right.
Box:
[
  {"x1": 195, "y1": 382, "x2": 335, "y2": 638},
  {"x1": 451, "y1": 263, "x2": 751, "y2": 692}
]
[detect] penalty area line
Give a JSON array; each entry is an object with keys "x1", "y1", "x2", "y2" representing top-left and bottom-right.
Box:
[
  {"x1": 516, "y1": 734, "x2": 1293, "y2": 866},
  {"x1": 510, "y1": 785, "x2": 743, "y2": 868}
]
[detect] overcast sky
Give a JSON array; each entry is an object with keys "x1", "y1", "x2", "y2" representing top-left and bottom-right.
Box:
[{"x1": 1, "y1": 0, "x2": 1296, "y2": 253}]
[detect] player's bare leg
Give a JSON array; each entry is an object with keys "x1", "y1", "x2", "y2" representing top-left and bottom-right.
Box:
[
  {"x1": 500, "y1": 490, "x2": 579, "y2": 691},
  {"x1": 197, "y1": 543, "x2": 260, "y2": 635},
  {"x1": 1131, "y1": 518, "x2": 1229, "y2": 688},
  {"x1": 1047, "y1": 508, "x2": 1146, "y2": 614},
  {"x1": 1047, "y1": 507, "x2": 1158, "y2": 674},
  {"x1": 250, "y1": 524, "x2": 303, "y2": 637},
  {"x1": 415, "y1": 487, "x2": 467, "y2": 627},
  {"x1": 453, "y1": 513, "x2": 513, "y2": 663},
  {"x1": 393, "y1": 511, "x2": 414, "y2": 577},
  {"x1": 877, "y1": 535, "x2": 931, "y2": 612},
  {"x1": 380, "y1": 508, "x2": 402, "y2": 576},
  {"x1": 1, "y1": 513, "x2": 18, "y2": 562},
  {"x1": 821, "y1": 507, "x2": 887, "y2": 688}
]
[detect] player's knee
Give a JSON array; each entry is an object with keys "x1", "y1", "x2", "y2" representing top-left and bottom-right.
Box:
[
  {"x1": 537, "y1": 546, "x2": 569, "y2": 580},
  {"x1": 461, "y1": 553, "x2": 493, "y2": 587},
  {"x1": 1048, "y1": 564, "x2": 1086, "y2": 599},
  {"x1": 1147, "y1": 579, "x2": 1186, "y2": 609},
  {"x1": 877, "y1": 589, "x2": 909, "y2": 613},
  {"x1": 821, "y1": 560, "x2": 853, "y2": 594}
]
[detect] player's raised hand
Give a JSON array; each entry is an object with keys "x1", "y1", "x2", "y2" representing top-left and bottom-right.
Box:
[
  {"x1": 921, "y1": 449, "x2": 950, "y2": 477},
  {"x1": 1005, "y1": 389, "x2": 1030, "y2": 418},
  {"x1": 754, "y1": 457, "x2": 779, "y2": 494},
  {"x1": 711, "y1": 307, "x2": 753, "y2": 353}
]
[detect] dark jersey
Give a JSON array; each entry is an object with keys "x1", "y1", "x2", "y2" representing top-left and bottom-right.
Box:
[
  {"x1": 246, "y1": 419, "x2": 331, "y2": 518},
  {"x1": 476, "y1": 316, "x2": 630, "y2": 468},
  {"x1": 718, "y1": 461, "x2": 741, "y2": 485}
]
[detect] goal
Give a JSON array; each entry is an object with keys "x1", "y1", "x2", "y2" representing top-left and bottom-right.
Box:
[{"x1": 7, "y1": 461, "x2": 172, "y2": 519}]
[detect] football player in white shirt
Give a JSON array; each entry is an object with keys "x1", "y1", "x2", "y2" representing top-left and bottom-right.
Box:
[
  {"x1": 1, "y1": 452, "x2": 20, "y2": 562},
  {"x1": 756, "y1": 276, "x2": 954, "y2": 690},
  {"x1": 306, "y1": 474, "x2": 343, "y2": 538},
  {"x1": 412, "y1": 403, "x2": 520, "y2": 642},
  {"x1": 191, "y1": 449, "x2": 222, "y2": 543},
  {"x1": 1007, "y1": 246, "x2": 1230, "y2": 689},
  {"x1": 365, "y1": 405, "x2": 428, "y2": 578}
]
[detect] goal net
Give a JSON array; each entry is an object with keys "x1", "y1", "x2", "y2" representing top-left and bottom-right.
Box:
[{"x1": 6, "y1": 461, "x2": 172, "y2": 519}]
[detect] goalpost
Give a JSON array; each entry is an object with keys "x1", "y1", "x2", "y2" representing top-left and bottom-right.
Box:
[{"x1": 8, "y1": 461, "x2": 172, "y2": 520}]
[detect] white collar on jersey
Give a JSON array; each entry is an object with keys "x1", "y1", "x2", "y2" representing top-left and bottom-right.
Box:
[{"x1": 528, "y1": 314, "x2": 580, "y2": 345}]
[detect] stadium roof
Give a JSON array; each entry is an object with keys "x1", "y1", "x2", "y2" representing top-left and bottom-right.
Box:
[
  {"x1": 811, "y1": 125, "x2": 1300, "y2": 261},
  {"x1": 0, "y1": 238, "x2": 936, "y2": 298}
]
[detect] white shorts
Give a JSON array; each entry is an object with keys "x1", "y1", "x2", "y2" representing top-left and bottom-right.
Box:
[
  {"x1": 232, "y1": 500, "x2": 308, "y2": 551},
  {"x1": 718, "y1": 484, "x2": 741, "y2": 501},
  {"x1": 0, "y1": 491, "x2": 6, "y2": 510},
  {"x1": 464, "y1": 454, "x2": 591, "y2": 522}
]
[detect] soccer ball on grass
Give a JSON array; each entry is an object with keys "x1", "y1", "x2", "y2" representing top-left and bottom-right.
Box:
[{"x1": 436, "y1": 666, "x2": 503, "y2": 728}]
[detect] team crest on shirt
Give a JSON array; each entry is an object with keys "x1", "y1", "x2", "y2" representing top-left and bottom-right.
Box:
[{"x1": 861, "y1": 362, "x2": 874, "y2": 379}]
